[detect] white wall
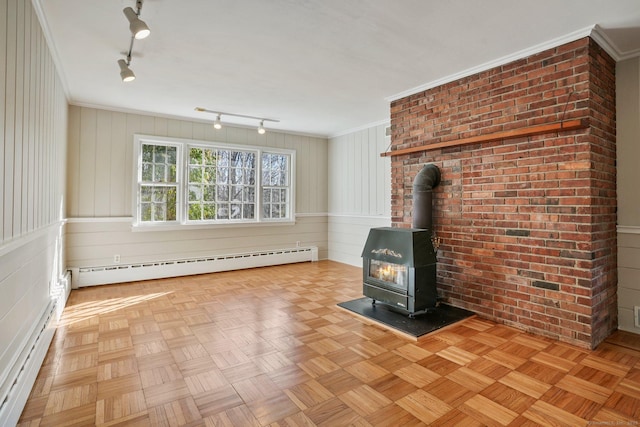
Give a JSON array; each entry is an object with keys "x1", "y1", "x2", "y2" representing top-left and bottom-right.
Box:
[
  {"x1": 0, "y1": 0, "x2": 68, "y2": 422},
  {"x1": 327, "y1": 123, "x2": 391, "y2": 266},
  {"x1": 66, "y1": 106, "x2": 329, "y2": 268},
  {"x1": 617, "y1": 57, "x2": 640, "y2": 332}
]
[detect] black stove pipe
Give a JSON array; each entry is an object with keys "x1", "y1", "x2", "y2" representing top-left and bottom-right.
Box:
[{"x1": 412, "y1": 164, "x2": 441, "y2": 230}]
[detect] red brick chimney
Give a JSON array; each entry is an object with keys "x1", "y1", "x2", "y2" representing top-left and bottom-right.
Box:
[{"x1": 389, "y1": 37, "x2": 617, "y2": 349}]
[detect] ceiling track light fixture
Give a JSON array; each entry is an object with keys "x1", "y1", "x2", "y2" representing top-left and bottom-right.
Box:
[
  {"x1": 195, "y1": 107, "x2": 280, "y2": 134},
  {"x1": 117, "y1": 0, "x2": 150, "y2": 82}
]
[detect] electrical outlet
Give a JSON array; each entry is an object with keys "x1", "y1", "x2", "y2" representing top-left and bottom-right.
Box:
[
  {"x1": 635, "y1": 306, "x2": 640, "y2": 328},
  {"x1": 114, "y1": 254, "x2": 121, "y2": 264},
  {"x1": 296, "y1": 241, "x2": 301, "y2": 247}
]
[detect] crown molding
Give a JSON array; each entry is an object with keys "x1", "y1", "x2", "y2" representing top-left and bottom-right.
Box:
[
  {"x1": 590, "y1": 24, "x2": 640, "y2": 62},
  {"x1": 386, "y1": 26, "x2": 597, "y2": 103},
  {"x1": 329, "y1": 118, "x2": 391, "y2": 139}
]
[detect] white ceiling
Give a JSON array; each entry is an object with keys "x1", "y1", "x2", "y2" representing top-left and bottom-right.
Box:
[{"x1": 36, "y1": 0, "x2": 640, "y2": 137}]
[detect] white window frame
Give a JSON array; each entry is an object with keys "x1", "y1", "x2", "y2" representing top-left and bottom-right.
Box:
[{"x1": 132, "y1": 134, "x2": 296, "y2": 230}]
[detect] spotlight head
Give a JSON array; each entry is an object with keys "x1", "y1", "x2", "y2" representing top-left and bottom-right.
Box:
[
  {"x1": 123, "y1": 7, "x2": 150, "y2": 39},
  {"x1": 214, "y1": 114, "x2": 222, "y2": 130},
  {"x1": 118, "y1": 59, "x2": 135, "y2": 82},
  {"x1": 258, "y1": 120, "x2": 266, "y2": 135}
]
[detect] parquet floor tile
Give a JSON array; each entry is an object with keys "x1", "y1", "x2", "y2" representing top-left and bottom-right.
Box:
[{"x1": 16, "y1": 260, "x2": 640, "y2": 426}]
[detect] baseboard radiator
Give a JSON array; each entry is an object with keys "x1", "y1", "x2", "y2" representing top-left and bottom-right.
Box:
[
  {"x1": 72, "y1": 246, "x2": 319, "y2": 288},
  {"x1": 0, "y1": 271, "x2": 71, "y2": 426}
]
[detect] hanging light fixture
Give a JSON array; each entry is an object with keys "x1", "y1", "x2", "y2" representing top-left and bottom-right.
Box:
[
  {"x1": 118, "y1": 58, "x2": 135, "y2": 82},
  {"x1": 213, "y1": 114, "x2": 222, "y2": 130},
  {"x1": 117, "y1": 0, "x2": 150, "y2": 82},
  {"x1": 195, "y1": 107, "x2": 279, "y2": 134},
  {"x1": 123, "y1": 5, "x2": 150, "y2": 39}
]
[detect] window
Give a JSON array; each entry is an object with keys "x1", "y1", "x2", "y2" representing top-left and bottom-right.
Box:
[{"x1": 134, "y1": 135, "x2": 294, "y2": 228}]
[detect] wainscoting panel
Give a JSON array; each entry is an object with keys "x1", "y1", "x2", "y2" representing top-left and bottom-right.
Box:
[
  {"x1": 66, "y1": 215, "x2": 328, "y2": 275},
  {"x1": 328, "y1": 214, "x2": 390, "y2": 267},
  {"x1": 618, "y1": 228, "x2": 640, "y2": 333}
]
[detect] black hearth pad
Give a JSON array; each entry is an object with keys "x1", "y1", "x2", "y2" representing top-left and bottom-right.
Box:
[{"x1": 337, "y1": 298, "x2": 474, "y2": 339}]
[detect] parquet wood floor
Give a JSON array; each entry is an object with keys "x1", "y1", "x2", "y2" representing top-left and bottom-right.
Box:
[{"x1": 17, "y1": 260, "x2": 640, "y2": 426}]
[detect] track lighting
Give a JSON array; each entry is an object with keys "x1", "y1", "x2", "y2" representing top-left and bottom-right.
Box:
[
  {"x1": 123, "y1": 7, "x2": 150, "y2": 39},
  {"x1": 118, "y1": 59, "x2": 135, "y2": 82},
  {"x1": 195, "y1": 107, "x2": 279, "y2": 134},
  {"x1": 117, "y1": 0, "x2": 150, "y2": 83}
]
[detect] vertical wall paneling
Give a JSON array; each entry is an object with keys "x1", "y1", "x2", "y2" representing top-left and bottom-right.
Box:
[
  {"x1": 21, "y1": 1, "x2": 30, "y2": 235},
  {"x1": 95, "y1": 110, "x2": 112, "y2": 216},
  {"x1": 327, "y1": 123, "x2": 391, "y2": 266},
  {"x1": 0, "y1": 0, "x2": 69, "y2": 421},
  {"x1": 78, "y1": 108, "x2": 96, "y2": 216},
  {"x1": 4, "y1": 0, "x2": 16, "y2": 239},
  {"x1": 66, "y1": 106, "x2": 80, "y2": 217},
  {"x1": 616, "y1": 57, "x2": 640, "y2": 332},
  {"x1": 13, "y1": 0, "x2": 23, "y2": 237},
  {"x1": 0, "y1": 0, "x2": 6, "y2": 242},
  {"x1": 110, "y1": 112, "x2": 127, "y2": 216}
]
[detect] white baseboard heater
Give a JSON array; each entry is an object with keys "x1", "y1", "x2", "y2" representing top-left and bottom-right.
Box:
[
  {"x1": 0, "y1": 271, "x2": 71, "y2": 425},
  {"x1": 71, "y1": 246, "x2": 319, "y2": 288}
]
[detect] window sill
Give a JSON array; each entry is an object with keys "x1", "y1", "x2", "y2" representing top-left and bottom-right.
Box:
[{"x1": 131, "y1": 219, "x2": 296, "y2": 232}]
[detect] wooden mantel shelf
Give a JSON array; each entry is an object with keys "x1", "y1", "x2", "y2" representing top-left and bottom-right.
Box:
[{"x1": 380, "y1": 119, "x2": 589, "y2": 158}]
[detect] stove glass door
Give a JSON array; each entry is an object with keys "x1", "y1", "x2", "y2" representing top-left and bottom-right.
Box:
[{"x1": 368, "y1": 259, "x2": 408, "y2": 290}]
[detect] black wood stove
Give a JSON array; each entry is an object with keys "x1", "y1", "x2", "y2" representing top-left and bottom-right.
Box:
[
  {"x1": 361, "y1": 164, "x2": 441, "y2": 317},
  {"x1": 362, "y1": 227, "x2": 437, "y2": 315}
]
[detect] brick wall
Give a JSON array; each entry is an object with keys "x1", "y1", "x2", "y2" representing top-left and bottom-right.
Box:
[{"x1": 389, "y1": 38, "x2": 617, "y2": 349}]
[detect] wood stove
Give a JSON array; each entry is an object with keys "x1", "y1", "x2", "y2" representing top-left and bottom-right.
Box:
[
  {"x1": 362, "y1": 227, "x2": 437, "y2": 315},
  {"x1": 361, "y1": 163, "x2": 441, "y2": 316}
]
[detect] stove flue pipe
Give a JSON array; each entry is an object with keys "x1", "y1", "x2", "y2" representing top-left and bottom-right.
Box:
[{"x1": 412, "y1": 164, "x2": 441, "y2": 230}]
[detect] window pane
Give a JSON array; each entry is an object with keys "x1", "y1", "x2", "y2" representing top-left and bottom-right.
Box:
[
  {"x1": 189, "y1": 166, "x2": 200, "y2": 182},
  {"x1": 166, "y1": 188, "x2": 177, "y2": 220},
  {"x1": 190, "y1": 148, "x2": 202, "y2": 165},
  {"x1": 244, "y1": 187, "x2": 254, "y2": 203},
  {"x1": 204, "y1": 185, "x2": 215, "y2": 201},
  {"x1": 189, "y1": 203, "x2": 202, "y2": 220},
  {"x1": 243, "y1": 204, "x2": 255, "y2": 219},
  {"x1": 203, "y1": 149, "x2": 216, "y2": 165},
  {"x1": 230, "y1": 204, "x2": 242, "y2": 220},
  {"x1": 230, "y1": 186, "x2": 243, "y2": 202},
  {"x1": 231, "y1": 168, "x2": 243, "y2": 184},
  {"x1": 217, "y1": 168, "x2": 228, "y2": 183},
  {"x1": 153, "y1": 203, "x2": 166, "y2": 221},
  {"x1": 141, "y1": 186, "x2": 152, "y2": 202},
  {"x1": 204, "y1": 167, "x2": 216, "y2": 184},
  {"x1": 154, "y1": 164, "x2": 166, "y2": 182},
  {"x1": 167, "y1": 146, "x2": 177, "y2": 164},
  {"x1": 142, "y1": 145, "x2": 153, "y2": 162},
  {"x1": 140, "y1": 186, "x2": 177, "y2": 222},
  {"x1": 218, "y1": 150, "x2": 229, "y2": 167},
  {"x1": 189, "y1": 185, "x2": 201, "y2": 202},
  {"x1": 217, "y1": 204, "x2": 229, "y2": 219},
  {"x1": 154, "y1": 145, "x2": 166, "y2": 163},
  {"x1": 203, "y1": 204, "x2": 216, "y2": 219},
  {"x1": 141, "y1": 203, "x2": 151, "y2": 221},
  {"x1": 141, "y1": 164, "x2": 152, "y2": 181},
  {"x1": 217, "y1": 185, "x2": 229, "y2": 201}
]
